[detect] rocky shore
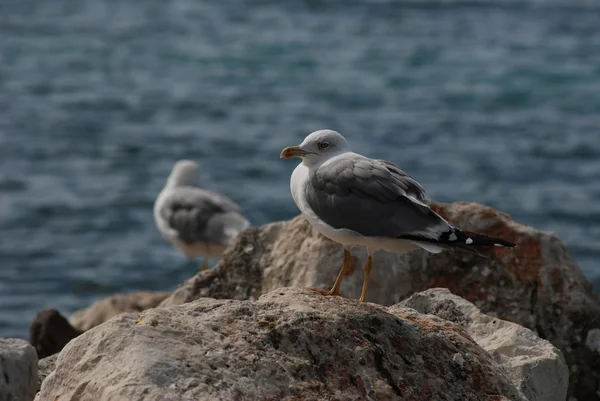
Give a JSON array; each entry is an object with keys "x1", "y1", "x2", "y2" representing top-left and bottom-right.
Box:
[{"x1": 3, "y1": 201, "x2": 598, "y2": 400}]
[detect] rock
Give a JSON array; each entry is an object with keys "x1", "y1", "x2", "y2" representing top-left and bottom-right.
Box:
[
  {"x1": 401, "y1": 288, "x2": 569, "y2": 401},
  {"x1": 451, "y1": 353, "x2": 465, "y2": 368},
  {"x1": 29, "y1": 309, "x2": 82, "y2": 359},
  {"x1": 70, "y1": 291, "x2": 170, "y2": 332},
  {"x1": 36, "y1": 353, "x2": 58, "y2": 392},
  {"x1": 160, "y1": 201, "x2": 600, "y2": 400},
  {"x1": 0, "y1": 338, "x2": 38, "y2": 401},
  {"x1": 586, "y1": 328, "x2": 600, "y2": 354},
  {"x1": 39, "y1": 288, "x2": 524, "y2": 401}
]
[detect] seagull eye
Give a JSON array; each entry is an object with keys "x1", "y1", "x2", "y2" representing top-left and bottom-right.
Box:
[{"x1": 318, "y1": 142, "x2": 329, "y2": 150}]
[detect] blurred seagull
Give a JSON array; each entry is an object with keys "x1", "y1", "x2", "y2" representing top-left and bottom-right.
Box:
[
  {"x1": 154, "y1": 160, "x2": 250, "y2": 270},
  {"x1": 281, "y1": 130, "x2": 515, "y2": 302}
]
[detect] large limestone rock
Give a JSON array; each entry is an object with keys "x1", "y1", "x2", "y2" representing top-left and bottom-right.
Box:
[
  {"x1": 38, "y1": 288, "x2": 523, "y2": 401},
  {"x1": 160, "y1": 201, "x2": 600, "y2": 400},
  {"x1": 70, "y1": 291, "x2": 170, "y2": 332},
  {"x1": 400, "y1": 288, "x2": 568, "y2": 401},
  {"x1": 0, "y1": 338, "x2": 38, "y2": 401}
]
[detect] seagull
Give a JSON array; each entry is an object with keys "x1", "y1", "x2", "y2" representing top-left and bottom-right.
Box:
[
  {"x1": 280, "y1": 130, "x2": 515, "y2": 302},
  {"x1": 154, "y1": 160, "x2": 250, "y2": 270}
]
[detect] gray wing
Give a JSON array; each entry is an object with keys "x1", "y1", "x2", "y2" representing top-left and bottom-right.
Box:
[
  {"x1": 305, "y1": 153, "x2": 450, "y2": 239},
  {"x1": 159, "y1": 187, "x2": 248, "y2": 245}
]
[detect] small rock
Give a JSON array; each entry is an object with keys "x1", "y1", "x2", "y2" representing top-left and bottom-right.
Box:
[
  {"x1": 586, "y1": 328, "x2": 600, "y2": 354},
  {"x1": 0, "y1": 338, "x2": 38, "y2": 401},
  {"x1": 36, "y1": 353, "x2": 58, "y2": 392},
  {"x1": 29, "y1": 309, "x2": 82, "y2": 358},
  {"x1": 452, "y1": 353, "x2": 465, "y2": 368}
]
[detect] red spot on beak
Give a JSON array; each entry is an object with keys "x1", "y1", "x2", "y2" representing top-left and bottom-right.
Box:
[{"x1": 280, "y1": 146, "x2": 303, "y2": 159}]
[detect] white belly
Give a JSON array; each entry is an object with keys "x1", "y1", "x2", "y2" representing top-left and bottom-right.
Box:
[{"x1": 290, "y1": 163, "x2": 420, "y2": 254}]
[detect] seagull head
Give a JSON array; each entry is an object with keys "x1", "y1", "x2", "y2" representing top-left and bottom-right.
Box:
[
  {"x1": 167, "y1": 159, "x2": 201, "y2": 188},
  {"x1": 280, "y1": 129, "x2": 350, "y2": 166}
]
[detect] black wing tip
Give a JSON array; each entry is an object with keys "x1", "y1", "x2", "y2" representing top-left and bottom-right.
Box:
[{"x1": 460, "y1": 230, "x2": 516, "y2": 248}]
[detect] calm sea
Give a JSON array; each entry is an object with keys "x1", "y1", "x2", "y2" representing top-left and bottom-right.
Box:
[{"x1": 2, "y1": 0, "x2": 600, "y2": 338}]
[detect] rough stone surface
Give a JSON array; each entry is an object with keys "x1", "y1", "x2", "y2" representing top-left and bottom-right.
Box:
[
  {"x1": 39, "y1": 288, "x2": 523, "y2": 401},
  {"x1": 29, "y1": 309, "x2": 82, "y2": 359},
  {"x1": 401, "y1": 288, "x2": 569, "y2": 401},
  {"x1": 36, "y1": 353, "x2": 58, "y2": 392},
  {"x1": 160, "y1": 201, "x2": 600, "y2": 401},
  {"x1": 70, "y1": 291, "x2": 170, "y2": 332},
  {"x1": 0, "y1": 338, "x2": 38, "y2": 401}
]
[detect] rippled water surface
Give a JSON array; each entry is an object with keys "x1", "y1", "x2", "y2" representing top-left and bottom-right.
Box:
[{"x1": 2, "y1": 0, "x2": 600, "y2": 338}]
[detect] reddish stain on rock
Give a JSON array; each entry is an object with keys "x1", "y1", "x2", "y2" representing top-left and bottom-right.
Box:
[{"x1": 506, "y1": 237, "x2": 542, "y2": 284}]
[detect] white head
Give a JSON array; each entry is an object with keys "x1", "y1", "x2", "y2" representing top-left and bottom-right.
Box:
[
  {"x1": 166, "y1": 160, "x2": 201, "y2": 188},
  {"x1": 280, "y1": 129, "x2": 350, "y2": 167}
]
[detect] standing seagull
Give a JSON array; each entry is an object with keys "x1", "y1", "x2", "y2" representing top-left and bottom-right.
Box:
[
  {"x1": 280, "y1": 130, "x2": 515, "y2": 302},
  {"x1": 154, "y1": 160, "x2": 250, "y2": 270}
]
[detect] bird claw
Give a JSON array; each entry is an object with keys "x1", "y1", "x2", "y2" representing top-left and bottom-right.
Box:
[{"x1": 308, "y1": 287, "x2": 340, "y2": 297}]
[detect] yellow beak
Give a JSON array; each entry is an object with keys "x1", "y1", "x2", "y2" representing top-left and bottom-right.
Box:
[{"x1": 280, "y1": 146, "x2": 309, "y2": 159}]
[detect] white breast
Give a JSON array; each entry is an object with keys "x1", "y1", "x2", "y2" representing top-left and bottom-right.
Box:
[
  {"x1": 290, "y1": 163, "x2": 309, "y2": 212},
  {"x1": 290, "y1": 163, "x2": 363, "y2": 247}
]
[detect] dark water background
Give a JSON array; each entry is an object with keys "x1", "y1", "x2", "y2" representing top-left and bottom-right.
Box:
[{"x1": 2, "y1": 0, "x2": 600, "y2": 338}]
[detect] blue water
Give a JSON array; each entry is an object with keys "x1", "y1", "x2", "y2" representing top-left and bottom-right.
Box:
[{"x1": 2, "y1": 0, "x2": 600, "y2": 339}]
